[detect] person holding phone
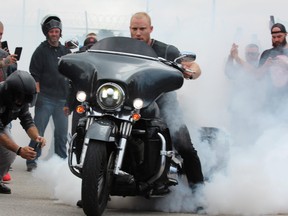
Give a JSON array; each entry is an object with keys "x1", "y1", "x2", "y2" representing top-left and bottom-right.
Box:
[
  {"x1": 0, "y1": 21, "x2": 18, "y2": 81},
  {"x1": 0, "y1": 71, "x2": 46, "y2": 194}
]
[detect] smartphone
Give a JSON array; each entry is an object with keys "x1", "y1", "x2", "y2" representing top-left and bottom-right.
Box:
[
  {"x1": 14, "y1": 47, "x2": 22, "y2": 61},
  {"x1": 1, "y1": 41, "x2": 8, "y2": 50},
  {"x1": 34, "y1": 142, "x2": 41, "y2": 152}
]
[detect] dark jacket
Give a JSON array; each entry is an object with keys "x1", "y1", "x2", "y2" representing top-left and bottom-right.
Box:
[{"x1": 29, "y1": 40, "x2": 71, "y2": 100}]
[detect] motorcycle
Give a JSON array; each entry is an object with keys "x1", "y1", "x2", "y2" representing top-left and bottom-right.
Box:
[{"x1": 58, "y1": 36, "x2": 193, "y2": 216}]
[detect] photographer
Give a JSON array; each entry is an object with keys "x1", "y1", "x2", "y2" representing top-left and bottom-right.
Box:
[{"x1": 0, "y1": 71, "x2": 46, "y2": 194}]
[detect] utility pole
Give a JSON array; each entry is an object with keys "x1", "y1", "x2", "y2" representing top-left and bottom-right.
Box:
[
  {"x1": 212, "y1": 0, "x2": 216, "y2": 32},
  {"x1": 146, "y1": 0, "x2": 150, "y2": 13},
  {"x1": 270, "y1": 15, "x2": 275, "y2": 29},
  {"x1": 22, "y1": 0, "x2": 26, "y2": 44},
  {"x1": 85, "y1": 11, "x2": 88, "y2": 35}
]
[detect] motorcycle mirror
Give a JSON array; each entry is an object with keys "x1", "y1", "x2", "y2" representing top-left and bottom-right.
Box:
[
  {"x1": 65, "y1": 39, "x2": 79, "y2": 50},
  {"x1": 174, "y1": 51, "x2": 196, "y2": 63}
]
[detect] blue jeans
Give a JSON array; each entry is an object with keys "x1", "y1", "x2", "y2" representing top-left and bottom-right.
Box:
[
  {"x1": 26, "y1": 94, "x2": 68, "y2": 166},
  {"x1": 0, "y1": 126, "x2": 16, "y2": 180}
]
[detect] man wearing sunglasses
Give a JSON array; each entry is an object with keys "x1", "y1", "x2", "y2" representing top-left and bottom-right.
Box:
[{"x1": 225, "y1": 43, "x2": 260, "y2": 79}]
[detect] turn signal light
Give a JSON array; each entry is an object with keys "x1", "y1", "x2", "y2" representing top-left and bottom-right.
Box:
[
  {"x1": 76, "y1": 105, "x2": 86, "y2": 114},
  {"x1": 132, "y1": 113, "x2": 141, "y2": 121}
]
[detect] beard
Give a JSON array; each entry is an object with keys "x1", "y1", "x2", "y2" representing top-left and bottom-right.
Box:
[{"x1": 272, "y1": 38, "x2": 287, "y2": 48}]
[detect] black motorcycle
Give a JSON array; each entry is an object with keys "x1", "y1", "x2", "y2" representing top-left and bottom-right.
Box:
[{"x1": 58, "y1": 37, "x2": 192, "y2": 216}]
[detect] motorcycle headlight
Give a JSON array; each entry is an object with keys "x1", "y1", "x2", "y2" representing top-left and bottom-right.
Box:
[{"x1": 97, "y1": 83, "x2": 125, "y2": 110}]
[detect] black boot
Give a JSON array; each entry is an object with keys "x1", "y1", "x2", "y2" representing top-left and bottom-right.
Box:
[{"x1": 0, "y1": 183, "x2": 11, "y2": 194}]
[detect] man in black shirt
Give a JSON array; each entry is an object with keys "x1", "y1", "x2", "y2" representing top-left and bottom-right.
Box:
[
  {"x1": 257, "y1": 23, "x2": 288, "y2": 113},
  {"x1": 129, "y1": 12, "x2": 204, "y2": 189},
  {"x1": 0, "y1": 71, "x2": 46, "y2": 193},
  {"x1": 259, "y1": 23, "x2": 288, "y2": 67}
]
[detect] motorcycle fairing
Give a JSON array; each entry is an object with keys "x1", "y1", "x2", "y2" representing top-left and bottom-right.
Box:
[
  {"x1": 58, "y1": 53, "x2": 97, "y2": 95},
  {"x1": 58, "y1": 37, "x2": 183, "y2": 108}
]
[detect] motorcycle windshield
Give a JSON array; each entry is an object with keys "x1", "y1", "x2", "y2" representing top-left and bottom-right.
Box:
[
  {"x1": 58, "y1": 37, "x2": 183, "y2": 108},
  {"x1": 90, "y1": 36, "x2": 159, "y2": 58}
]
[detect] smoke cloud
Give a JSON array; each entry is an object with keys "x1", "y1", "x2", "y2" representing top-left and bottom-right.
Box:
[{"x1": 4, "y1": 0, "x2": 288, "y2": 215}]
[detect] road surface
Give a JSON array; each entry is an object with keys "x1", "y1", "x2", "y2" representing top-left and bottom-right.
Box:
[{"x1": 0, "y1": 158, "x2": 200, "y2": 216}]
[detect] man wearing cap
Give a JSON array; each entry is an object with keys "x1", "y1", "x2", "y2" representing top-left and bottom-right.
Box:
[
  {"x1": 258, "y1": 23, "x2": 288, "y2": 79},
  {"x1": 259, "y1": 23, "x2": 288, "y2": 67},
  {"x1": 26, "y1": 15, "x2": 71, "y2": 172},
  {"x1": 257, "y1": 23, "x2": 288, "y2": 113}
]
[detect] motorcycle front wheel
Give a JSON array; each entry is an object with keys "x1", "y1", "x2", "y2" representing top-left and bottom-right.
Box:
[{"x1": 82, "y1": 140, "x2": 109, "y2": 216}]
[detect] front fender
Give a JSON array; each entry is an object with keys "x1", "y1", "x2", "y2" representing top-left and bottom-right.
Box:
[{"x1": 85, "y1": 119, "x2": 116, "y2": 142}]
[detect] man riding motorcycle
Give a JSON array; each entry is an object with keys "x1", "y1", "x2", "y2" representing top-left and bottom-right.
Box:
[{"x1": 129, "y1": 12, "x2": 204, "y2": 190}]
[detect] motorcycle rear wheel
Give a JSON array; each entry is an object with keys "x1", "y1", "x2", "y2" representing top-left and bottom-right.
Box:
[{"x1": 82, "y1": 140, "x2": 109, "y2": 216}]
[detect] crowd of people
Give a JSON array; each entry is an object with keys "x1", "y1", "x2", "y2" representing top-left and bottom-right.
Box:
[
  {"x1": 0, "y1": 10, "x2": 287, "y2": 214},
  {"x1": 225, "y1": 23, "x2": 288, "y2": 109}
]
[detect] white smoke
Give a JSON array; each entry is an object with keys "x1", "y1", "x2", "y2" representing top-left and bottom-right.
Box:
[
  {"x1": 33, "y1": 155, "x2": 81, "y2": 206},
  {"x1": 190, "y1": 50, "x2": 288, "y2": 214}
]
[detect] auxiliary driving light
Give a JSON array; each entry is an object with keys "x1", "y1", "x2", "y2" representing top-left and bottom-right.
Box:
[
  {"x1": 76, "y1": 91, "x2": 87, "y2": 102},
  {"x1": 133, "y1": 98, "x2": 143, "y2": 109}
]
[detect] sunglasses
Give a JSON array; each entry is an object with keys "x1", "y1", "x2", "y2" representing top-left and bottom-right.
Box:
[{"x1": 246, "y1": 52, "x2": 259, "y2": 57}]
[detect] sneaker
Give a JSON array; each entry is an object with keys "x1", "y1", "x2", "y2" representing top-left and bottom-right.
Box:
[
  {"x1": 2, "y1": 173, "x2": 11, "y2": 182},
  {"x1": 0, "y1": 182, "x2": 11, "y2": 194},
  {"x1": 76, "y1": 200, "x2": 83, "y2": 208},
  {"x1": 27, "y1": 163, "x2": 37, "y2": 172}
]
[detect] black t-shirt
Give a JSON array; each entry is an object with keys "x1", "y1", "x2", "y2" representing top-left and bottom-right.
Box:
[
  {"x1": 150, "y1": 39, "x2": 180, "y2": 61},
  {"x1": 258, "y1": 46, "x2": 288, "y2": 113},
  {"x1": 259, "y1": 47, "x2": 288, "y2": 67}
]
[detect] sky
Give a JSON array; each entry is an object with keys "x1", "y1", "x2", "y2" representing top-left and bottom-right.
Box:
[{"x1": 3, "y1": 0, "x2": 288, "y2": 215}]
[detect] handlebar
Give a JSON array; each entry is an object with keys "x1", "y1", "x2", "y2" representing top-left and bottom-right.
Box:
[{"x1": 158, "y1": 57, "x2": 185, "y2": 73}]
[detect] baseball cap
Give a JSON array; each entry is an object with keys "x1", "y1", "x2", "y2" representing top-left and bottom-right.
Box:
[{"x1": 271, "y1": 23, "x2": 287, "y2": 34}]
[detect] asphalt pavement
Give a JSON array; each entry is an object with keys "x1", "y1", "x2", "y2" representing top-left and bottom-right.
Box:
[
  {"x1": 0, "y1": 158, "x2": 199, "y2": 216},
  {"x1": 2, "y1": 150, "x2": 288, "y2": 216},
  {"x1": 0, "y1": 158, "x2": 85, "y2": 216},
  {"x1": 0, "y1": 119, "x2": 201, "y2": 216}
]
